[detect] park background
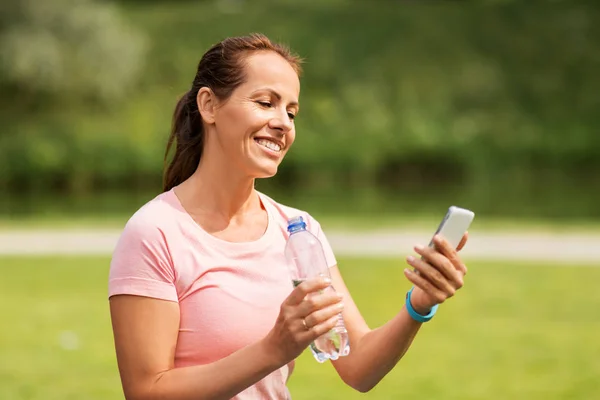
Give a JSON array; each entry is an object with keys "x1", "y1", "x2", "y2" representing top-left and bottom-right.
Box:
[{"x1": 1, "y1": 1, "x2": 599, "y2": 399}]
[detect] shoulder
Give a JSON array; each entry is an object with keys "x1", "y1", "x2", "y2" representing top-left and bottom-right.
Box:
[
  {"x1": 109, "y1": 191, "x2": 181, "y2": 300},
  {"x1": 110, "y1": 191, "x2": 182, "y2": 277},
  {"x1": 116, "y1": 190, "x2": 183, "y2": 248}
]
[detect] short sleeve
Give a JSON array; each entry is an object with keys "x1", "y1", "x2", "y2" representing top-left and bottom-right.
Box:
[
  {"x1": 306, "y1": 214, "x2": 338, "y2": 268},
  {"x1": 108, "y1": 215, "x2": 178, "y2": 302}
]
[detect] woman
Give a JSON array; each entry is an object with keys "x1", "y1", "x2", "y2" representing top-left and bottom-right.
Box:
[{"x1": 108, "y1": 33, "x2": 469, "y2": 400}]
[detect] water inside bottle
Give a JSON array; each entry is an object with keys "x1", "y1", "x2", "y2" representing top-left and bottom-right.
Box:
[{"x1": 292, "y1": 278, "x2": 351, "y2": 363}]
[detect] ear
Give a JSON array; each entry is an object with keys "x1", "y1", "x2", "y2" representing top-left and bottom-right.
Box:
[{"x1": 196, "y1": 87, "x2": 217, "y2": 125}]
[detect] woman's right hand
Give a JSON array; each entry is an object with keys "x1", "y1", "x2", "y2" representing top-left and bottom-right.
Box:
[{"x1": 264, "y1": 277, "x2": 344, "y2": 365}]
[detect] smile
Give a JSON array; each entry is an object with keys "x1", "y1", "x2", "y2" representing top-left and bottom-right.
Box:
[{"x1": 255, "y1": 138, "x2": 282, "y2": 152}]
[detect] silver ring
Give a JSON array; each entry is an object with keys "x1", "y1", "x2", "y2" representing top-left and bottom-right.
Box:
[{"x1": 302, "y1": 318, "x2": 309, "y2": 330}]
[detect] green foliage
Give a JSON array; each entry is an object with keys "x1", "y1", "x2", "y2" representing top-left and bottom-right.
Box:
[
  {"x1": 0, "y1": 0, "x2": 148, "y2": 102},
  {"x1": 1, "y1": 1, "x2": 600, "y2": 218}
]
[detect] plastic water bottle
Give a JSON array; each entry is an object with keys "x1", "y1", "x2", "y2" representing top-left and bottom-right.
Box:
[{"x1": 284, "y1": 216, "x2": 350, "y2": 363}]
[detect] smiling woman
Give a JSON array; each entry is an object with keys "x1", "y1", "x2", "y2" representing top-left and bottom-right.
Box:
[
  {"x1": 162, "y1": 36, "x2": 301, "y2": 192},
  {"x1": 107, "y1": 33, "x2": 470, "y2": 400}
]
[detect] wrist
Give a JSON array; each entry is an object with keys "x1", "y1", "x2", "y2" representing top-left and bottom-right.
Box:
[
  {"x1": 409, "y1": 287, "x2": 434, "y2": 314},
  {"x1": 405, "y1": 287, "x2": 438, "y2": 323},
  {"x1": 258, "y1": 335, "x2": 288, "y2": 370}
]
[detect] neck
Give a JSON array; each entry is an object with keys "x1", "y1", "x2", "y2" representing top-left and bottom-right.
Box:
[{"x1": 177, "y1": 148, "x2": 261, "y2": 221}]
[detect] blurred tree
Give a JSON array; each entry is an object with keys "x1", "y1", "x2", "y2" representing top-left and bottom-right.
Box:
[
  {"x1": 0, "y1": 0, "x2": 148, "y2": 104},
  {"x1": 1, "y1": 1, "x2": 599, "y2": 219}
]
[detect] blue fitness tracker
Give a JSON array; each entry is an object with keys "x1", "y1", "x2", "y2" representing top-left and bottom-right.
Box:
[{"x1": 405, "y1": 286, "x2": 438, "y2": 323}]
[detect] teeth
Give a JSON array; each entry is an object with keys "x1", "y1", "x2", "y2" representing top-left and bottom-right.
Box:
[{"x1": 256, "y1": 139, "x2": 281, "y2": 152}]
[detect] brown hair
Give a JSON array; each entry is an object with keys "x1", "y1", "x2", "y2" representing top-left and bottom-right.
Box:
[{"x1": 162, "y1": 33, "x2": 303, "y2": 192}]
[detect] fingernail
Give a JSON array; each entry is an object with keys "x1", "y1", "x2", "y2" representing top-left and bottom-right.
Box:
[
  {"x1": 404, "y1": 268, "x2": 412, "y2": 275},
  {"x1": 414, "y1": 245, "x2": 424, "y2": 252},
  {"x1": 337, "y1": 302, "x2": 344, "y2": 309},
  {"x1": 407, "y1": 255, "x2": 415, "y2": 263},
  {"x1": 323, "y1": 277, "x2": 331, "y2": 284}
]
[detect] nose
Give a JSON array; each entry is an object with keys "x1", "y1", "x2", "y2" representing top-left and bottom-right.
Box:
[{"x1": 268, "y1": 109, "x2": 293, "y2": 134}]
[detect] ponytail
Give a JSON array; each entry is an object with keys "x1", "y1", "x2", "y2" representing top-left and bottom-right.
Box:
[{"x1": 163, "y1": 90, "x2": 204, "y2": 192}]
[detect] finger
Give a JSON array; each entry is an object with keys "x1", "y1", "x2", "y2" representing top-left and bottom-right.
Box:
[
  {"x1": 407, "y1": 254, "x2": 457, "y2": 294},
  {"x1": 403, "y1": 268, "x2": 447, "y2": 305},
  {"x1": 296, "y1": 290, "x2": 343, "y2": 318},
  {"x1": 432, "y1": 235, "x2": 468, "y2": 276},
  {"x1": 414, "y1": 244, "x2": 464, "y2": 288},
  {"x1": 286, "y1": 276, "x2": 332, "y2": 305},
  {"x1": 306, "y1": 314, "x2": 340, "y2": 339},
  {"x1": 456, "y1": 231, "x2": 469, "y2": 252},
  {"x1": 304, "y1": 301, "x2": 344, "y2": 329}
]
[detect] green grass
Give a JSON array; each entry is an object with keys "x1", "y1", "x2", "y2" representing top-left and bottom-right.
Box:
[{"x1": 1, "y1": 256, "x2": 599, "y2": 399}]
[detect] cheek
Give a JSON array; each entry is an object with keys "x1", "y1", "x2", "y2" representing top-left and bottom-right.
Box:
[
  {"x1": 218, "y1": 104, "x2": 261, "y2": 136},
  {"x1": 286, "y1": 130, "x2": 296, "y2": 148}
]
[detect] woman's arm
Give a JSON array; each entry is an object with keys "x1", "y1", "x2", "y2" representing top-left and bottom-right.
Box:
[
  {"x1": 109, "y1": 277, "x2": 343, "y2": 400},
  {"x1": 326, "y1": 266, "x2": 423, "y2": 393},
  {"x1": 110, "y1": 295, "x2": 280, "y2": 400},
  {"x1": 330, "y1": 234, "x2": 468, "y2": 392}
]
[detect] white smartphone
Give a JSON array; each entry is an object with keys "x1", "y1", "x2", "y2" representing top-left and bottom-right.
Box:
[{"x1": 428, "y1": 206, "x2": 475, "y2": 250}]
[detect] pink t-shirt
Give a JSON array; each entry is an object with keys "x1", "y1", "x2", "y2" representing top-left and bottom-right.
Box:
[{"x1": 108, "y1": 189, "x2": 337, "y2": 400}]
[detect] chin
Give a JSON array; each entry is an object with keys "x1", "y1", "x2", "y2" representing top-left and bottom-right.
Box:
[
  {"x1": 254, "y1": 167, "x2": 278, "y2": 179},
  {"x1": 245, "y1": 152, "x2": 286, "y2": 179},
  {"x1": 249, "y1": 162, "x2": 280, "y2": 179}
]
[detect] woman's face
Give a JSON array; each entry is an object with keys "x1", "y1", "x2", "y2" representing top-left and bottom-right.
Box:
[{"x1": 210, "y1": 51, "x2": 300, "y2": 178}]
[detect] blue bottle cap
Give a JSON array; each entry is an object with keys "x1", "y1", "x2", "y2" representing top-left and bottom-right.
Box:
[{"x1": 287, "y1": 216, "x2": 307, "y2": 233}]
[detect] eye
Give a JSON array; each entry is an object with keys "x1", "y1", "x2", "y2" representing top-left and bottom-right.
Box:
[
  {"x1": 287, "y1": 112, "x2": 296, "y2": 120},
  {"x1": 257, "y1": 101, "x2": 272, "y2": 108}
]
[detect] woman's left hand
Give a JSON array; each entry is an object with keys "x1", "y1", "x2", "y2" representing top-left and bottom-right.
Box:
[{"x1": 403, "y1": 233, "x2": 469, "y2": 314}]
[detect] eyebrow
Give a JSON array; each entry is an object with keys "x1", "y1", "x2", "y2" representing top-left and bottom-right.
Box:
[{"x1": 254, "y1": 88, "x2": 299, "y2": 108}]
